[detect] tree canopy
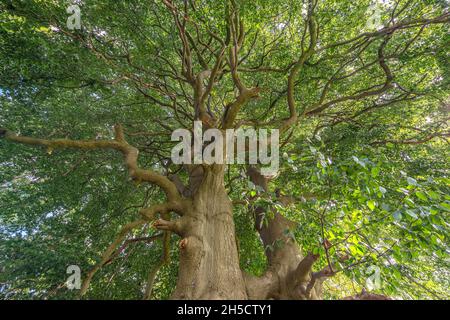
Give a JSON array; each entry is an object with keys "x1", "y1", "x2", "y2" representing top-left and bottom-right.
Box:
[{"x1": 0, "y1": 0, "x2": 449, "y2": 300}]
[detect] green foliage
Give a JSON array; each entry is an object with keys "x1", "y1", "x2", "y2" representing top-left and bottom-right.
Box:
[{"x1": 0, "y1": 0, "x2": 448, "y2": 299}]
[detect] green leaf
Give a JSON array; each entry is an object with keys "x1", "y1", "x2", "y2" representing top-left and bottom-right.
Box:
[
  {"x1": 367, "y1": 200, "x2": 376, "y2": 211},
  {"x1": 427, "y1": 191, "x2": 440, "y2": 200},
  {"x1": 439, "y1": 202, "x2": 450, "y2": 212},
  {"x1": 405, "y1": 209, "x2": 418, "y2": 219},
  {"x1": 415, "y1": 191, "x2": 428, "y2": 201},
  {"x1": 371, "y1": 167, "x2": 380, "y2": 178}
]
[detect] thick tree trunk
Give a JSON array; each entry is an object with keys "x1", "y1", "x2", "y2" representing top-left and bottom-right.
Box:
[
  {"x1": 1, "y1": 129, "x2": 391, "y2": 300},
  {"x1": 168, "y1": 165, "x2": 329, "y2": 300},
  {"x1": 171, "y1": 165, "x2": 247, "y2": 299},
  {"x1": 244, "y1": 167, "x2": 329, "y2": 300}
]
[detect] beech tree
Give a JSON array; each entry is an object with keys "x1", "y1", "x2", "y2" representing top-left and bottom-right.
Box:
[{"x1": 0, "y1": 0, "x2": 449, "y2": 300}]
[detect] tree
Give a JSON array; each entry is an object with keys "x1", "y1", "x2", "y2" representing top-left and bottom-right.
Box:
[{"x1": 0, "y1": 0, "x2": 448, "y2": 300}]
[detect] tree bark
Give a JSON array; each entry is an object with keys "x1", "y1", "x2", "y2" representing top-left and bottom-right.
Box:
[
  {"x1": 244, "y1": 167, "x2": 331, "y2": 300},
  {"x1": 171, "y1": 165, "x2": 247, "y2": 299},
  {"x1": 169, "y1": 165, "x2": 329, "y2": 300},
  {"x1": 0, "y1": 130, "x2": 386, "y2": 300}
]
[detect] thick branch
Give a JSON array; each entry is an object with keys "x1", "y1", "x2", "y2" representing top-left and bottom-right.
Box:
[
  {"x1": 80, "y1": 219, "x2": 147, "y2": 297},
  {"x1": 283, "y1": 8, "x2": 318, "y2": 132},
  {"x1": 144, "y1": 228, "x2": 171, "y2": 300},
  {"x1": 306, "y1": 36, "x2": 394, "y2": 116},
  {"x1": 221, "y1": 2, "x2": 260, "y2": 129},
  {"x1": 79, "y1": 200, "x2": 179, "y2": 297},
  {"x1": 222, "y1": 87, "x2": 261, "y2": 129},
  {"x1": 1, "y1": 125, "x2": 181, "y2": 202},
  {"x1": 371, "y1": 131, "x2": 450, "y2": 146}
]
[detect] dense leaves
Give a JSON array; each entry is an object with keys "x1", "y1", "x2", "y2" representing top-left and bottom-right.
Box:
[{"x1": 0, "y1": 0, "x2": 448, "y2": 299}]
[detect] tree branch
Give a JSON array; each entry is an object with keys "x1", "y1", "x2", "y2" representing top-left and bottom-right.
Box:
[
  {"x1": 80, "y1": 219, "x2": 147, "y2": 297},
  {"x1": 1, "y1": 125, "x2": 181, "y2": 202},
  {"x1": 283, "y1": 3, "x2": 318, "y2": 132}
]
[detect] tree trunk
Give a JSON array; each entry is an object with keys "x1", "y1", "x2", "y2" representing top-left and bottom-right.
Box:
[
  {"x1": 244, "y1": 167, "x2": 329, "y2": 300},
  {"x1": 168, "y1": 165, "x2": 331, "y2": 300},
  {"x1": 171, "y1": 165, "x2": 247, "y2": 299},
  {"x1": 1, "y1": 129, "x2": 392, "y2": 300}
]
